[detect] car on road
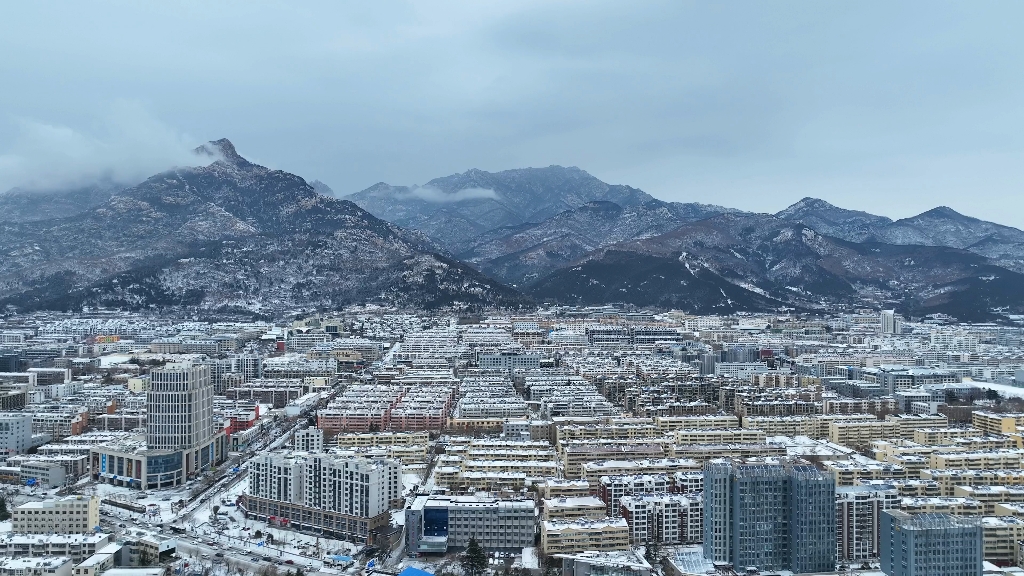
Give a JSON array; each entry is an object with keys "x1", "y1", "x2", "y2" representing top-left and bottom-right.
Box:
[
  {"x1": 284, "y1": 560, "x2": 294, "y2": 565},
  {"x1": 215, "y1": 553, "x2": 225, "y2": 558}
]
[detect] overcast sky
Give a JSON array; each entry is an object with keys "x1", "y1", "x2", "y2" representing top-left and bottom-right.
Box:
[{"x1": 2, "y1": 1, "x2": 1023, "y2": 226}]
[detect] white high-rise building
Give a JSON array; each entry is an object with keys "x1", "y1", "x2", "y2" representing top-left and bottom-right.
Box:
[
  {"x1": 0, "y1": 412, "x2": 33, "y2": 457},
  {"x1": 294, "y1": 428, "x2": 324, "y2": 452},
  {"x1": 837, "y1": 485, "x2": 900, "y2": 561},
  {"x1": 880, "y1": 310, "x2": 904, "y2": 335},
  {"x1": 147, "y1": 363, "x2": 216, "y2": 475}
]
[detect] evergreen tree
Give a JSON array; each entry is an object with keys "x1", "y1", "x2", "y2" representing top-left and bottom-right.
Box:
[
  {"x1": 644, "y1": 541, "x2": 661, "y2": 567},
  {"x1": 460, "y1": 537, "x2": 488, "y2": 576},
  {"x1": 0, "y1": 498, "x2": 9, "y2": 521}
]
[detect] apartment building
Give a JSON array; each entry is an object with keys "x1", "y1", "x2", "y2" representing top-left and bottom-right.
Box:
[
  {"x1": 0, "y1": 532, "x2": 110, "y2": 563},
  {"x1": 246, "y1": 451, "x2": 401, "y2": 542},
  {"x1": 930, "y1": 450, "x2": 1024, "y2": 471},
  {"x1": 836, "y1": 485, "x2": 900, "y2": 562},
  {"x1": 922, "y1": 469, "x2": 1024, "y2": 496},
  {"x1": 822, "y1": 459, "x2": 908, "y2": 486},
  {"x1": 828, "y1": 420, "x2": 900, "y2": 448},
  {"x1": 880, "y1": 511, "x2": 982, "y2": 576},
  {"x1": 582, "y1": 458, "x2": 701, "y2": 484},
  {"x1": 620, "y1": 493, "x2": 702, "y2": 545},
  {"x1": 541, "y1": 518, "x2": 630, "y2": 555},
  {"x1": 954, "y1": 485, "x2": 1024, "y2": 515},
  {"x1": 702, "y1": 458, "x2": 836, "y2": 574},
  {"x1": 974, "y1": 412, "x2": 1024, "y2": 436},
  {"x1": 0, "y1": 557, "x2": 73, "y2": 576},
  {"x1": 561, "y1": 442, "x2": 668, "y2": 478},
  {"x1": 598, "y1": 474, "x2": 671, "y2": 517},
  {"x1": 654, "y1": 415, "x2": 739, "y2": 431},
  {"x1": 981, "y1": 515, "x2": 1024, "y2": 566},
  {"x1": 542, "y1": 496, "x2": 606, "y2": 521},
  {"x1": 671, "y1": 428, "x2": 766, "y2": 444},
  {"x1": 885, "y1": 413, "x2": 949, "y2": 439},
  {"x1": 12, "y1": 496, "x2": 99, "y2": 534},
  {"x1": 0, "y1": 412, "x2": 33, "y2": 457},
  {"x1": 294, "y1": 428, "x2": 324, "y2": 452},
  {"x1": 741, "y1": 413, "x2": 878, "y2": 438},
  {"x1": 900, "y1": 497, "x2": 983, "y2": 516},
  {"x1": 913, "y1": 427, "x2": 983, "y2": 445},
  {"x1": 538, "y1": 479, "x2": 591, "y2": 500}
]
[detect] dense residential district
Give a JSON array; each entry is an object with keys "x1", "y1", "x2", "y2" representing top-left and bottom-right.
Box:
[{"x1": 4, "y1": 308, "x2": 1024, "y2": 576}]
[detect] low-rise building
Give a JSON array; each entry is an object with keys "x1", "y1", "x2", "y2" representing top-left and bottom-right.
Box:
[
  {"x1": 541, "y1": 517, "x2": 630, "y2": 555},
  {"x1": 405, "y1": 495, "x2": 537, "y2": 554}
]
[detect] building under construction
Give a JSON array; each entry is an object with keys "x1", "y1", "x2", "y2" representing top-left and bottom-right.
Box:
[{"x1": 702, "y1": 457, "x2": 836, "y2": 574}]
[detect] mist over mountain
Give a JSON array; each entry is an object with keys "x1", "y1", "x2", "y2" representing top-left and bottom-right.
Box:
[
  {"x1": 0, "y1": 182, "x2": 123, "y2": 222},
  {"x1": 345, "y1": 166, "x2": 658, "y2": 253},
  {"x1": 0, "y1": 140, "x2": 526, "y2": 314},
  {"x1": 3, "y1": 146, "x2": 1024, "y2": 321}
]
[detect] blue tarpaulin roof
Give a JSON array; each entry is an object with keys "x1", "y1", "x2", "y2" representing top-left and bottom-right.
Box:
[{"x1": 398, "y1": 567, "x2": 434, "y2": 576}]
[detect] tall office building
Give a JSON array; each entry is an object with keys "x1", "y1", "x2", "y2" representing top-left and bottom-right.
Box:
[
  {"x1": 703, "y1": 458, "x2": 836, "y2": 574},
  {"x1": 147, "y1": 363, "x2": 217, "y2": 476},
  {"x1": 837, "y1": 485, "x2": 900, "y2": 562},
  {"x1": 880, "y1": 511, "x2": 982, "y2": 576}
]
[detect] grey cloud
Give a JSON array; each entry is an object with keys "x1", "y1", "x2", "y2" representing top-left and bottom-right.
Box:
[
  {"x1": 0, "y1": 3, "x2": 1022, "y2": 226},
  {"x1": 0, "y1": 100, "x2": 212, "y2": 193}
]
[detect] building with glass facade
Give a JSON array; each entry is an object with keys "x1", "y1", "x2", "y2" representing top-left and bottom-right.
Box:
[
  {"x1": 880, "y1": 511, "x2": 982, "y2": 576},
  {"x1": 702, "y1": 458, "x2": 836, "y2": 573}
]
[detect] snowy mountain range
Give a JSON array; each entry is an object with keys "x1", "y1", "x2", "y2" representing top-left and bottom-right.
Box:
[{"x1": 2, "y1": 141, "x2": 1024, "y2": 320}]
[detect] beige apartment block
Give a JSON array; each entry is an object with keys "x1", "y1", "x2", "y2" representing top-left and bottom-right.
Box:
[
  {"x1": 541, "y1": 517, "x2": 630, "y2": 554},
  {"x1": 912, "y1": 427, "x2": 981, "y2": 445},
  {"x1": 829, "y1": 421, "x2": 900, "y2": 448},
  {"x1": 654, "y1": 415, "x2": 739, "y2": 431},
  {"x1": 954, "y1": 485, "x2": 1024, "y2": 515},
  {"x1": 821, "y1": 460, "x2": 908, "y2": 486},
  {"x1": 982, "y1": 516, "x2": 1024, "y2": 566},
  {"x1": 671, "y1": 428, "x2": 766, "y2": 445},
  {"x1": 921, "y1": 469, "x2": 1024, "y2": 496},
  {"x1": 334, "y1": 431, "x2": 429, "y2": 447},
  {"x1": 542, "y1": 496, "x2": 607, "y2": 521},
  {"x1": 899, "y1": 496, "x2": 982, "y2": 515},
  {"x1": 929, "y1": 451, "x2": 1024, "y2": 471},
  {"x1": 884, "y1": 414, "x2": 949, "y2": 439},
  {"x1": 973, "y1": 412, "x2": 1024, "y2": 436}
]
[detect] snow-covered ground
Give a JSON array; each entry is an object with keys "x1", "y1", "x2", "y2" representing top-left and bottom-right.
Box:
[{"x1": 969, "y1": 381, "x2": 1024, "y2": 399}]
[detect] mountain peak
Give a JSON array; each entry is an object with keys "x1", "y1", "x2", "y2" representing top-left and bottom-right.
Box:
[
  {"x1": 194, "y1": 138, "x2": 246, "y2": 165},
  {"x1": 916, "y1": 206, "x2": 971, "y2": 221},
  {"x1": 796, "y1": 197, "x2": 832, "y2": 208},
  {"x1": 774, "y1": 195, "x2": 839, "y2": 216}
]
